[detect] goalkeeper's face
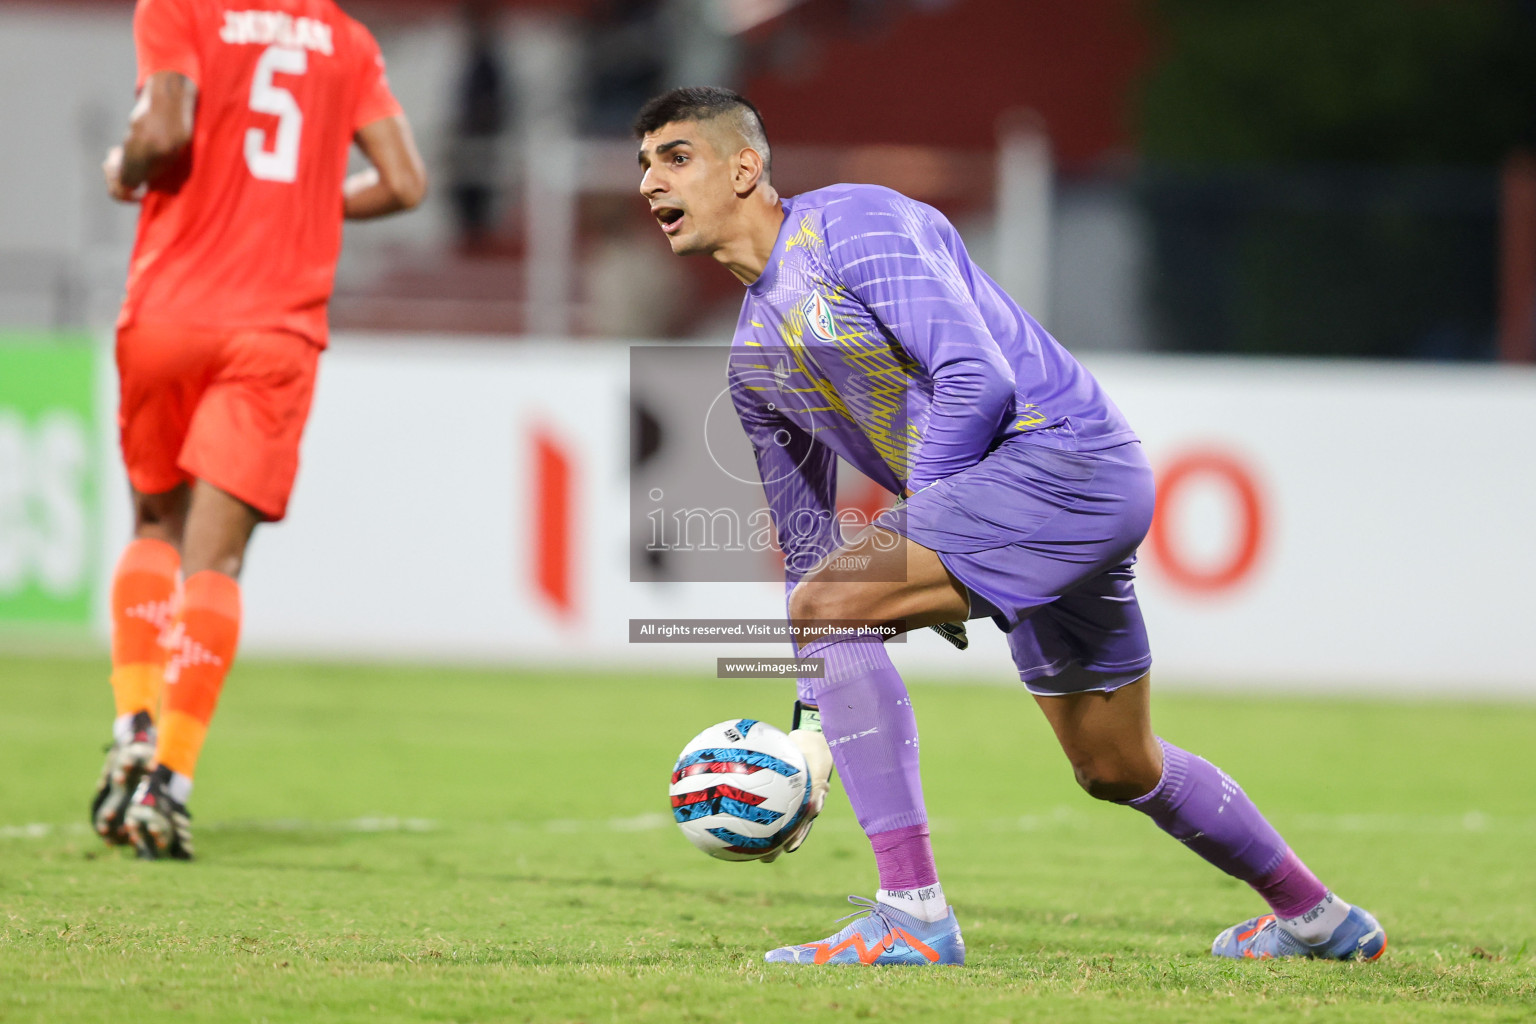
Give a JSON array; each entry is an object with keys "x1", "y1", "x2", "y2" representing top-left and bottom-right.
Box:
[{"x1": 638, "y1": 119, "x2": 757, "y2": 257}]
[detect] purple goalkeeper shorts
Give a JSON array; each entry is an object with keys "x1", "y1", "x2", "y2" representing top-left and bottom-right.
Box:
[{"x1": 876, "y1": 438, "x2": 1155, "y2": 696}]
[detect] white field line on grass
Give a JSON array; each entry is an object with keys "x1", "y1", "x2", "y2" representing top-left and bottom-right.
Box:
[{"x1": 4, "y1": 809, "x2": 1535, "y2": 842}]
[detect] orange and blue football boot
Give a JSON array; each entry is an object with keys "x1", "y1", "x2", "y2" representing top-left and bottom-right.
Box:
[
  {"x1": 764, "y1": 895, "x2": 965, "y2": 966},
  {"x1": 1212, "y1": 905, "x2": 1386, "y2": 961}
]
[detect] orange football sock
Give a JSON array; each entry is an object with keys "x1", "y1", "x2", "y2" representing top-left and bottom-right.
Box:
[
  {"x1": 157, "y1": 571, "x2": 242, "y2": 783},
  {"x1": 109, "y1": 538, "x2": 180, "y2": 723}
]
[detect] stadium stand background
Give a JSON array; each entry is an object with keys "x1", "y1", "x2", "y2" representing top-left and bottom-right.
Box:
[{"x1": 2, "y1": 0, "x2": 1535, "y2": 692}]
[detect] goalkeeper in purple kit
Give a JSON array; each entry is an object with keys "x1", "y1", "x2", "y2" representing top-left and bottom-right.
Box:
[{"x1": 635, "y1": 86, "x2": 1386, "y2": 966}]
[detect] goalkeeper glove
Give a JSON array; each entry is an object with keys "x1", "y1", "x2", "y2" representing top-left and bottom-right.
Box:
[
  {"x1": 929, "y1": 620, "x2": 969, "y2": 651},
  {"x1": 761, "y1": 701, "x2": 833, "y2": 862}
]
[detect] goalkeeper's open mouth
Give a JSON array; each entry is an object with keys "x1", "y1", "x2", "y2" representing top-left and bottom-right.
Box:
[{"x1": 653, "y1": 204, "x2": 686, "y2": 236}]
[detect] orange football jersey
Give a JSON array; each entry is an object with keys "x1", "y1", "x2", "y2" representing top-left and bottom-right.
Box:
[{"x1": 119, "y1": 0, "x2": 402, "y2": 347}]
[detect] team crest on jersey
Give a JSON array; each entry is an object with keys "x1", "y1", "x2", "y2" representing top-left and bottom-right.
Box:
[{"x1": 799, "y1": 291, "x2": 837, "y2": 343}]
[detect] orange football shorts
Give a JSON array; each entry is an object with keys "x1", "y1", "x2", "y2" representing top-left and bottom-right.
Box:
[{"x1": 116, "y1": 324, "x2": 321, "y2": 522}]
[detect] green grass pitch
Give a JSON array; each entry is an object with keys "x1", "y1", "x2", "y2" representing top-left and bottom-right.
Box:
[{"x1": 1, "y1": 653, "x2": 1533, "y2": 1023}]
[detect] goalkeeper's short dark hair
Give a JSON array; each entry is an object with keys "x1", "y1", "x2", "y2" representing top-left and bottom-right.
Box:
[{"x1": 633, "y1": 86, "x2": 771, "y2": 176}]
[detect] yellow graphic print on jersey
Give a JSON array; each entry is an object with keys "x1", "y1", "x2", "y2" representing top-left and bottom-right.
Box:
[
  {"x1": 783, "y1": 214, "x2": 823, "y2": 255},
  {"x1": 769, "y1": 219, "x2": 923, "y2": 480},
  {"x1": 1014, "y1": 404, "x2": 1047, "y2": 430}
]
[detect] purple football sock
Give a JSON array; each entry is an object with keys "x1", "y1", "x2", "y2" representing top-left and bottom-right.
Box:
[
  {"x1": 1253, "y1": 848, "x2": 1330, "y2": 919},
  {"x1": 800, "y1": 635, "x2": 929, "y2": 836},
  {"x1": 1124, "y1": 739, "x2": 1327, "y2": 914},
  {"x1": 870, "y1": 823, "x2": 939, "y2": 890}
]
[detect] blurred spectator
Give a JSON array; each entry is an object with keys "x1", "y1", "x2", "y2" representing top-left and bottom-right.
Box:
[
  {"x1": 449, "y1": 0, "x2": 511, "y2": 251},
  {"x1": 582, "y1": 0, "x2": 667, "y2": 136}
]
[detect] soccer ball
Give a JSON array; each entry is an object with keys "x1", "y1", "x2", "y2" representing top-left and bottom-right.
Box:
[{"x1": 669, "y1": 718, "x2": 811, "y2": 861}]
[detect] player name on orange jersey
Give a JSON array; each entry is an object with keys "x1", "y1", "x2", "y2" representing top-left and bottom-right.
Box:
[{"x1": 218, "y1": 10, "x2": 335, "y2": 55}]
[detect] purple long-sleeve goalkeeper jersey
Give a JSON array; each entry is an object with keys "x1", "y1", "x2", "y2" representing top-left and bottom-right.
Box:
[{"x1": 727, "y1": 183, "x2": 1137, "y2": 580}]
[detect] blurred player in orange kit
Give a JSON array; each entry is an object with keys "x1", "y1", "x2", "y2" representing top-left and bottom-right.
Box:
[{"x1": 91, "y1": 0, "x2": 427, "y2": 860}]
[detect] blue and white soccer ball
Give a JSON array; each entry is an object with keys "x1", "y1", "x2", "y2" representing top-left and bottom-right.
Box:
[{"x1": 669, "y1": 719, "x2": 811, "y2": 861}]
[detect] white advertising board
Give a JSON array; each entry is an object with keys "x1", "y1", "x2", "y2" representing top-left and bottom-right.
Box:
[
  {"x1": 100, "y1": 337, "x2": 1536, "y2": 694},
  {"x1": 1092, "y1": 358, "x2": 1536, "y2": 694}
]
